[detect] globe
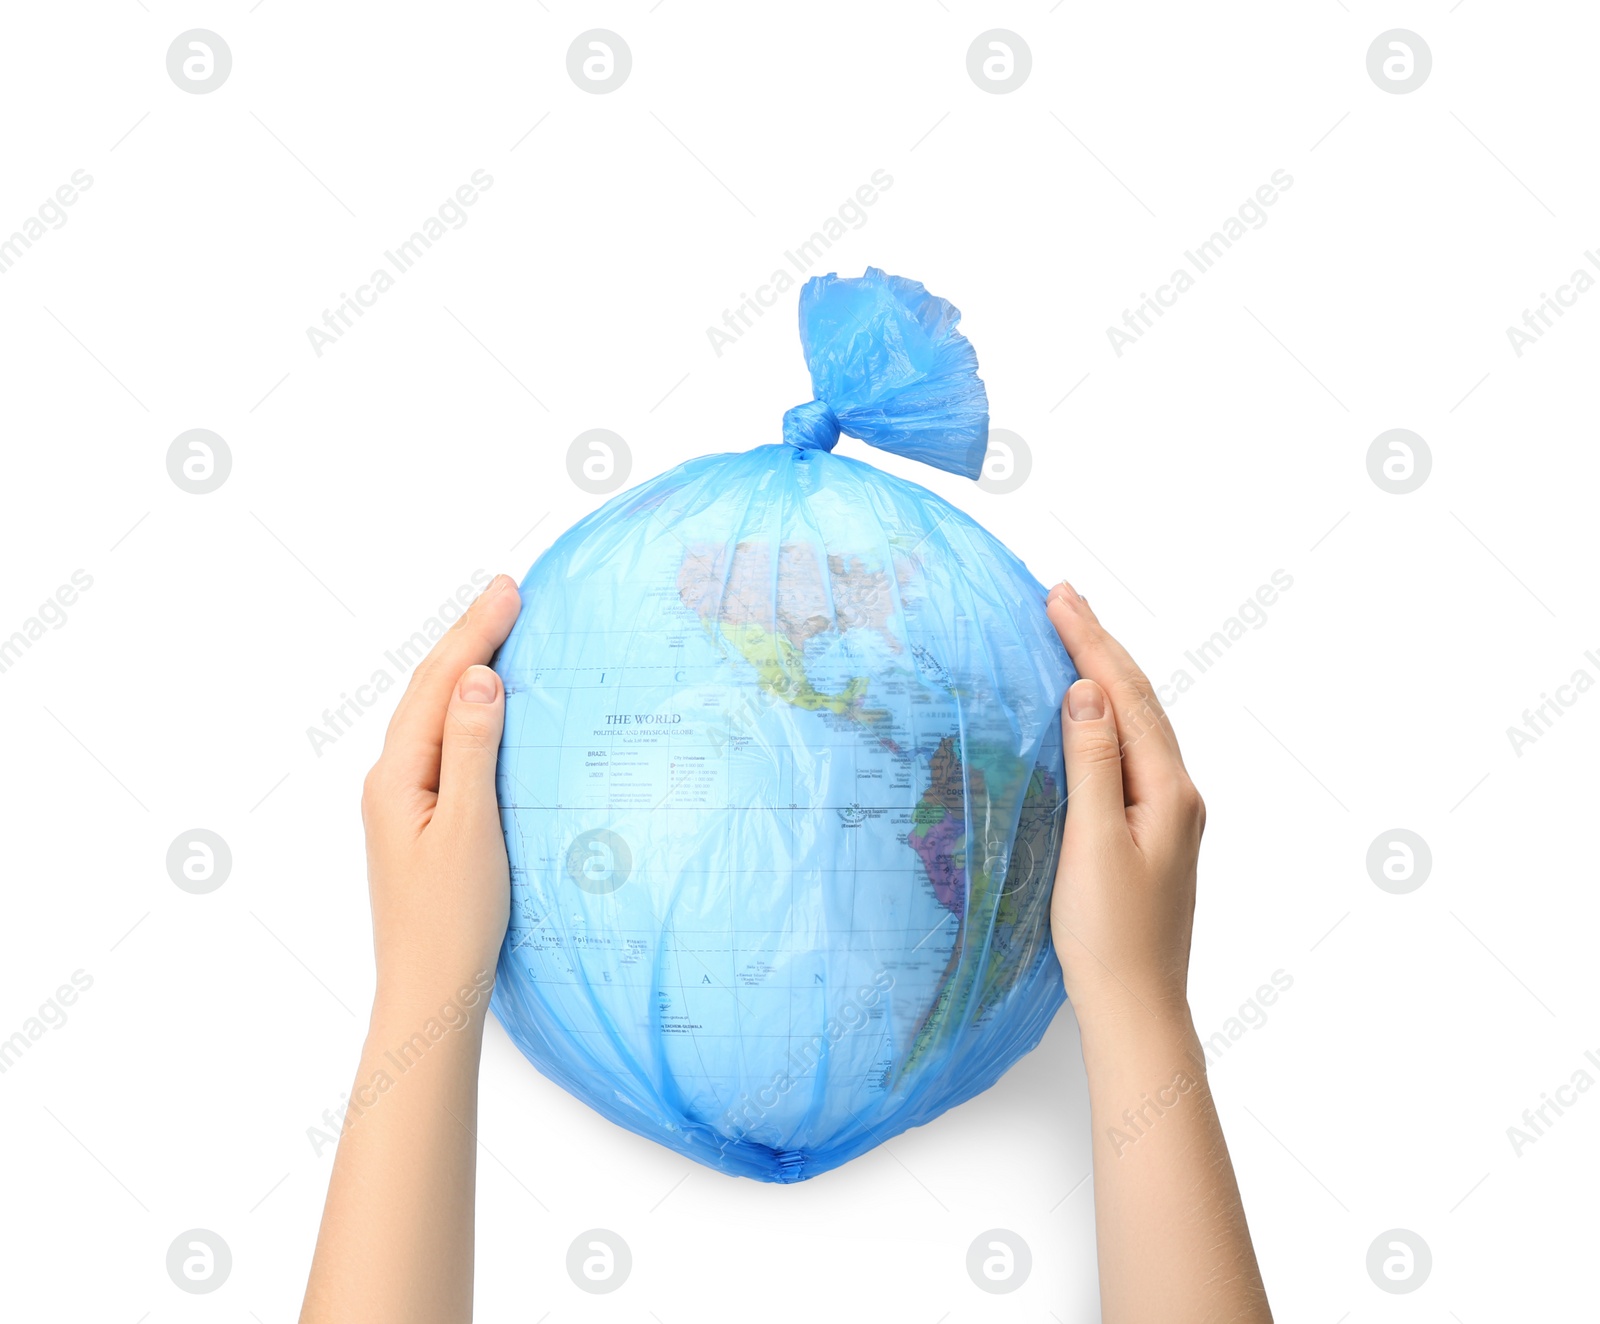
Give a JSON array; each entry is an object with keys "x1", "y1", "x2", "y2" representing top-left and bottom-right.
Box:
[
  {"x1": 489, "y1": 439, "x2": 1076, "y2": 1182},
  {"x1": 488, "y1": 267, "x2": 1075, "y2": 1180}
]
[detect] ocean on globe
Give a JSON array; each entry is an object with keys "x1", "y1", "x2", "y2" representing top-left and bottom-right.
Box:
[{"x1": 489, "y1": 268, "x2": 1077, "y2": 1182}]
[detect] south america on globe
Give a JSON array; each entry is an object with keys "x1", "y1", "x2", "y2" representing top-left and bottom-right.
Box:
[{"x1": 490, "y1": 267, "x2": 1077, "y2": 1182}]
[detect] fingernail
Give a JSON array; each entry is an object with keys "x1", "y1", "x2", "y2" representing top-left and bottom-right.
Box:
[
  {"x1": 1067, "y1": 679, "x2": 1104, "y2": 721},
  {"x1": 1049, "y1": 579, "x2": 1079, "y2": 604},
  {"x1": 459, "y1": 665, "x2": 498, "y2": 704}
]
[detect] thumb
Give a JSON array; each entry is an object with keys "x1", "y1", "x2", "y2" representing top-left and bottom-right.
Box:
[
  {"x1": 1061, "y1": 678, "x2": 1128, "y2": 837},
  {"x1": 437, "y1": 664, "x2": 505, "y2": 819}
]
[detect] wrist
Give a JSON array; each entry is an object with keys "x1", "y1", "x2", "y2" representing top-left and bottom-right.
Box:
[
  {"x1": 1073, "y1": 995, "x2": 1204, "y2": 1078},
  {"x1": 369, "y1": 968, "x2": 498, "y2": 1043}
]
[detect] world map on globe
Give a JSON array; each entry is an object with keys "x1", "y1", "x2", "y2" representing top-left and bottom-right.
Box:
[
  {"x1": 488, "y1": 266, "x2": 1073, "y2": 1181},
  {"x1": 489, "y1": 444, "x2": 1073, "y2": 1179}
]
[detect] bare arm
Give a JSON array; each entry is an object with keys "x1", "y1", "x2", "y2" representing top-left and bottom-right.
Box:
[
  {"x1": 300, "y1": 575, "x2": 522, "y2": 1324},
  {"x1": 1046, "y1": 580, "x2": 1271, "y2": 1324}
]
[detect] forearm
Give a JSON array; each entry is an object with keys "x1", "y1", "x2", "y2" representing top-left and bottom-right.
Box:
[
  {"x1": 300, "y1": 989, "x2": 488, "y2": 1324},
  {"x1": 1078, "y1": 1006, "x2": 1271, "y2": 1324}
]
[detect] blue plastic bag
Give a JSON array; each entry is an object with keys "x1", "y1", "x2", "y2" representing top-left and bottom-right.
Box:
[{"x1": 491, "y1": 267, "x2": 1076, "y2": 1182}]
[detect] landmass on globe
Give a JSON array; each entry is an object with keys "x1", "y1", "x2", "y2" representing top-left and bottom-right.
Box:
[{"x1": 674, "y1": 536, "x2": 1063, "y2": 1085}]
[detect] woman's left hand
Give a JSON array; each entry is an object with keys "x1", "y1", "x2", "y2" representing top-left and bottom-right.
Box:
[{"x1": 359, "y1": 571, "x2": 522, "y2": 1009}]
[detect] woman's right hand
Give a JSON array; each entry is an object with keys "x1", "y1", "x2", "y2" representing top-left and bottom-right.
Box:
[
  {"x1": 1043, "y1": 578, "x2": 1271, "y2": 1324},
  {"x1": 1045, "y1": 578, "x2": 1205, "y2": 1031}
]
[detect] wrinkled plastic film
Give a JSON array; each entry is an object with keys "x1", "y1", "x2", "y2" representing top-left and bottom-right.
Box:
[{"x1": 490, "y1": 269, "x2": 1075, "y2": 1182}]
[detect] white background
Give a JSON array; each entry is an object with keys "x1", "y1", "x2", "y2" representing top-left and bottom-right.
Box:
[{"x1": 1, "y1": 2, "x2": 1595, "y2": 1320}]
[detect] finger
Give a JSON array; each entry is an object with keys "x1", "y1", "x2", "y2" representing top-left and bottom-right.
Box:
[
  {"x1": 381, "y1": 574, "x2": 521, "y2": 792},
  {"x1": 1046, "y1": 579, "x2": 1188, "y2": 805},
  {"x1": 1060, "y1": 677, "x2": 1131, "y2": 837},
  {"x1": 437, "y1": 664, "x2": 506, "y2": 820}
]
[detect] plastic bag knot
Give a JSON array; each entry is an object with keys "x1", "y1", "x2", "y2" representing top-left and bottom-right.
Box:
[
  {"x1": 786, "y1": 266, "x2": 990, "y2": 480},
  {"x1": 781, "y1": 398, "x2": 841, "y2": 452}
]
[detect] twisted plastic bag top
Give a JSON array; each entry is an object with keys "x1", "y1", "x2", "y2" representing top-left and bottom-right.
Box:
[
  {"x1": 780, "y1": 266, "x2": 991, "y2": 478},
  {"x1": 491, "y1": 268, "x2": 1075, "y2": 1182}
]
